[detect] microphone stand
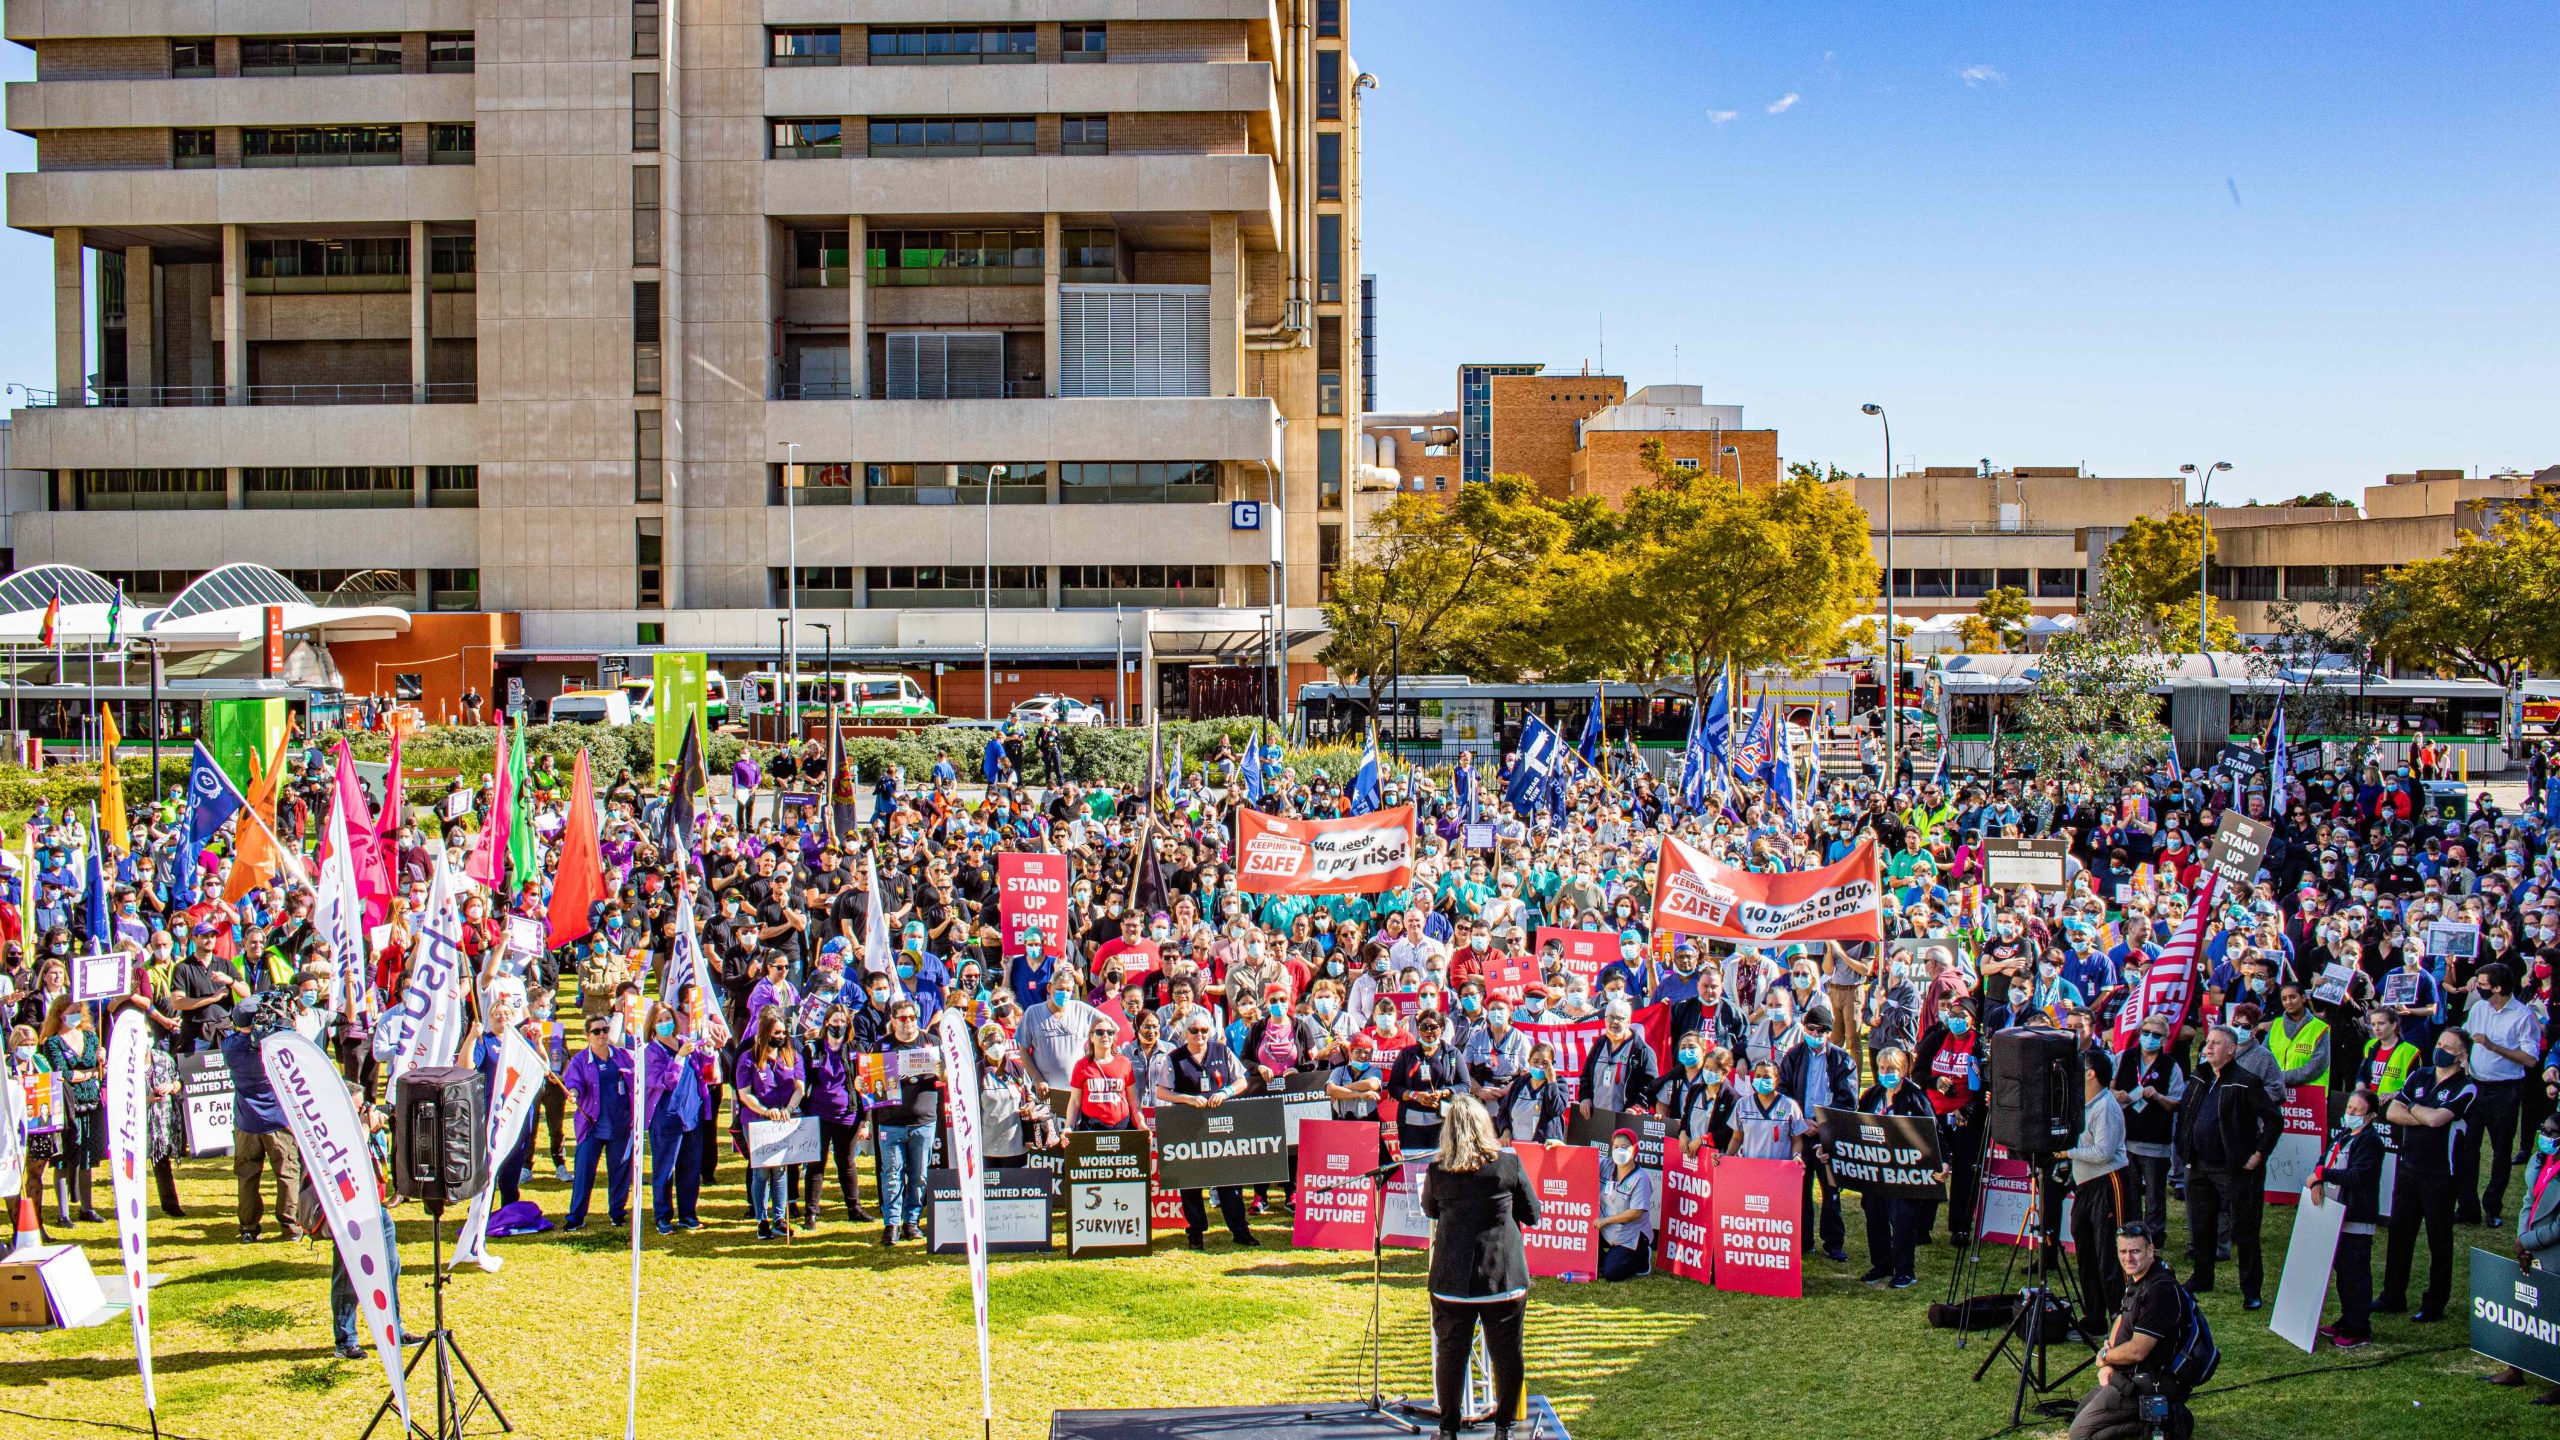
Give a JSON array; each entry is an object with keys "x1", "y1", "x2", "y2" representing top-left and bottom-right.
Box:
[{"x1": 1298, "y1": 1156, "x2": 1423, "y2": 1434}]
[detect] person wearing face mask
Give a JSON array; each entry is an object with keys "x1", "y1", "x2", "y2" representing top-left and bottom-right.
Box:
[
  {"x1": 1855, "y1": 1046, "x2": 1933, "y2": 1287},
  {"x1": 641, "y1": 999, "x2": 710, "y2": 1235},
  {"x1": 2479, "y1": 1113, "x2": 2560, "y2": 1402},
  {"x1": 2460, "y1": 962, "x2": 2541, "y2": 1228},
  {"x1": 1156, "y1": 1012, "x2": 1258, "y2": 1250},
  {"x1": 1326, "y1": 1035, "x2": 1389, "y2": 1129},
  {"x1": 36, "y1": 997, "x2": 106, "y2": 1226},
  {"x1": 2303, "y1": 1087, "x2": 2387, "y2": 1350},
  {"x1": 1728, "y1": 1058, "x2": 1811, "y2": 1167},
  {"x1": 1913, "y1": 998, "x2": 1985, "y2": 1246},
  {"x1": 2379, "y1": 1028, "x2": 2476, "y2": 1323},
  {"x1": 1006, "y1": 923, "x2": 1059, "y2": 1010},
  {"x1": 559, "y1": 1015, "x2": 635, "y2": 1232},
  {"x1": 1594, "y1": 1127, "x2": 1657, "y2": 1282},
  {"x1": 1495, "y1": 1042, "x2": 1567, "y2": 1143},
  {"x1": 1867, "y1": 951, "x2": 1925, "y2": 1060},
  {"x1": 1463, "y1": 994, "x2": 1532, "y2": 1105},
  {"x1": 2112, "y1": 1014, "x2": 2187, "y2": 1238}
]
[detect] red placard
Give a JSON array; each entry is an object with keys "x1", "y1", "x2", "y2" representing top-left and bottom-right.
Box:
[
  {"x1": 1480, "y1": 951, "x2": 1539, "y2": 1003},
  {"x1": 1650, "y1": 835, "x2": 1883, "y2": 946},
  {"x1": 1709, "y1": 1155, "x2": 1804, "y2": 1297},
  {"x1": 1533, "y1": 927, "x2": 1618, "y2": 991},
  {"x1": 262, "y1": 605, "x2": 285, "y2": 677},
  {"x1": 1659, "y1": 1142, "x2": 1717, "y2": 1285},
  {"x1": 1512, "y1": 1142, "x2": 1600, "y2": 1282},
  {"x1": 1234, "y1": 806, "x2": 1416, "y2": 896},
  {"x1": 1293, "y1": 1119, "x2": 1387, "y2": 1250},
  {"x1": 1515, "y1": 1019, "x2": 1601, "y2": 1107},
  {"x1": 997, "y1": 852, "x2": 1072, "y2": 959},
  {"x1": 2264, "y1": 1083, "x2": 2329, "y2": 1205},
  {"x1": 1149, "y1": 1150, "x2": 1187, "y2": 1232}
]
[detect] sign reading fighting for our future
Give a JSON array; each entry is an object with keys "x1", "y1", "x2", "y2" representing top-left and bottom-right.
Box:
[
  {"x1": 1512, "y1": 1142, "x2": 1599, "y2": 1282},
  {"x1": 1710, "y1": 1155, "x2": 1804, "y2": 1298},
  {"x1": 1293, "y1": 1119, "x2": 1386, "y2": 1251},
  {"x1": 1813, "y1": 1108, "x2": 1944, "y2": 1197},
  {"x1": 1154, "y1": 1096, "x2": 1290, "y2": 1190},
  {"x1": 1063, "y1": 1130, "x2": 1153, "y2": 1258}
]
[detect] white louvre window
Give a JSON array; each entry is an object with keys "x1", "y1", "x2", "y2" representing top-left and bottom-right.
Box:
[
  {"x1": 1058, "y1": 285, "x2": 1209, "y2": 397},
  {"x1": 883, "y1": 332, "x2": 1006, "y2": 399}
]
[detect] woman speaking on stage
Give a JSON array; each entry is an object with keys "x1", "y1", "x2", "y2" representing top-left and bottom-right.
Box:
[{"x1": 1420, "y1": 1094, "x2": 1539, "y2": 1440}]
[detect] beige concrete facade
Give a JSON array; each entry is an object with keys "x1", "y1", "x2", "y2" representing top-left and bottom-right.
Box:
[{"x1": 6, "y1": 0, "x2": 1352, "y2": 699}]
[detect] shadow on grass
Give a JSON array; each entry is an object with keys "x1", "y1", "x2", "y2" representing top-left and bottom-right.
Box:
[{"x1": 0, "y1": 1343, "x2": 340, "y2": 1387}]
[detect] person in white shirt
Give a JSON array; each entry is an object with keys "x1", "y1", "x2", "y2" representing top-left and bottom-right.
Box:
[
  {"x1": 2068, "y1": 1048, "x2": 2132, "y2": 1331},
  {"x1": 1017, "y1": 964, "x2": 1100, "y2": 1095},
  {"x1": 2460, "y1": 962, "x2": 2542, "y2": 1225},
  {"x1": 1388, "y1": 908, "x2": 1449, "y2": 979}
]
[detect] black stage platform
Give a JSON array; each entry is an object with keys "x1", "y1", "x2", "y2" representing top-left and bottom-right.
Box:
[{"x1": 1049, "y1": 1398, "x2": 1568, "y2": 1439}]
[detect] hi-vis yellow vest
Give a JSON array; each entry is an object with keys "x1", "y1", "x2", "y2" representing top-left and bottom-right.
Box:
[{"x1": 2267, "y1": 1012, "x2": 2332, "y2": 1091}]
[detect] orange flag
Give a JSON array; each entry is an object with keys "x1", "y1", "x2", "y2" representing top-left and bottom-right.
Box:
[{"x1": 223, "y1": 732, "x2": 302, "y2": 902}]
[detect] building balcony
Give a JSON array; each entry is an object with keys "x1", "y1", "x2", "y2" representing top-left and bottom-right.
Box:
[
  {"x1": 6, "y1": 399, "x2": 480, "y2": 471},
  {"x1": 762, "y1": 60, "x2": 1275, "y2": 130},
  {"x1": 8, "y1": 163, "x2": 475, "y2": 229},
  {"x1": 6, "y1": 74, "x2": 473, "y2": 132},
  {"x1": 762, "y1": 394, "x2": 1279, "y2": 467},
  {"x1": 6, "y1": 0, "x2": 473, "y2": 42},
  {"x1": 755, "y1": 0, "x2": 1280, "y2": 55},
  {"x1": 760, "y1": 153, "x2": 1279, "y2": 244},
  {"x1": 14, "y1": 505, "x2": 480, "y2": 573}
]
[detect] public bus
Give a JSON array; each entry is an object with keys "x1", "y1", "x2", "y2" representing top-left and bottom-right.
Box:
[
  {"x1": 739, "y1": 670, "x2": 935, "y2": 720},
  {"x1": 1294, "y1": 670, "x2": 1857, "y2": 764},
  {"x1": 1930, "y1": 653, "x2": 2513, "y2": 775}
]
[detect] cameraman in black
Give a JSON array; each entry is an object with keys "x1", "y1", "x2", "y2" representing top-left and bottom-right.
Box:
[{"x1": 2071, "y1": 1222, "x2": 2193, "y2": 1440}]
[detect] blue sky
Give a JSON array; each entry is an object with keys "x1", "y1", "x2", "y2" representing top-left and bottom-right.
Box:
[{"x1": 2, "y1": 2, "x2": 2551, "y2": 501}]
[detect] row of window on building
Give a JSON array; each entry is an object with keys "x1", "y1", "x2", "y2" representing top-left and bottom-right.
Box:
[
  {"x1": 99, "y1": 567, "x2": 479, "y2": 611},
  {"x1": 773, "y1": 565, "x2": 1224, "y2": 607},
  {"x1": 57, "y1": 467, "x2": 477, "y2": 511},
  {"x1": 172, "y1": 124, "x2": 473, "y2": 168}
]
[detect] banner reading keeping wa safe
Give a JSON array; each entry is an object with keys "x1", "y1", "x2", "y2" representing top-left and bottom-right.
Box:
[
  {"x1": 1649, "y1": 834, "x2": 1882, "y2": 945},
  {"x1": 1234, "y1": 806, "x2": 1415, "y2": 895}
]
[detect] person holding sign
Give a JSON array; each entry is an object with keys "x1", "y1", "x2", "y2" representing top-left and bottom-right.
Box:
[
  {"x1": 1658, "y1": 1033, "x2": 1735, "y2": 1157},
  {"x1": 1421, "y1": 1095, "x2": 1537, "y2": 1440},
  {"x1": 735, "y1": 1009, "x2": 806, "y2": 1240},
  {"x1": 1855, "y1": 1047, "x2": 1932, "y2": 1288},
  {"x1": 872, "y1": 998, "x2": 943, "y2": 1246},
  {"x1": 1596, "y1": 1128, "x2": 1655, "y2": 1281},
  {"x1": 1154, "y1": 1011, "x2": 1257, "y2": 1250},
  {"x1": 2303, "y1": 1087, "x2": 2385, "y2": 1350},
  {"x1": 2482, "y1": 1112, "x2": 2560, "y2": 1403},
  {"x1": 643, "y1": 1000, "x2": 711, "y2": 1235}
]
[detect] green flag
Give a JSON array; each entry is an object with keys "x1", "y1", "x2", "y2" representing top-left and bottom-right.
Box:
[{"x1": 505, "y1": 721, "x2": 536, "y2": 885}]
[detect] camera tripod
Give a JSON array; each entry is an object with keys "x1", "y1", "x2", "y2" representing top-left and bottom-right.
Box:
[
  {"x1": 361, "y1": 1200, "x2": 513, "y2": 1440},
  {"x1": 1946, "y1": 1153, "x2": 2093, "y2": 1428}
]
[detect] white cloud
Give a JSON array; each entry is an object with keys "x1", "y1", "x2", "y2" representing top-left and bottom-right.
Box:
[
  {"x1": 1960, "y1": 64, "x2": 2006, "y2": 87},
  {"x1": 1708, "y1": 109, "x2": 1739, "y2": 125},
  {"x1": 1765, "y1": 92, "x2": 1800, "y2": 115}
]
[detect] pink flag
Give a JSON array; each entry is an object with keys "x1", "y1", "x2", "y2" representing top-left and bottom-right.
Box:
[
  {"x1": 377, "y1": 731, "x2": 406, "y2": 854},
  {"x1": 465, "y1": 713, "x2": 512, "y2": 892},
  {"x1": 328, "y1": 741, "x2": 393, "y2": 926}
]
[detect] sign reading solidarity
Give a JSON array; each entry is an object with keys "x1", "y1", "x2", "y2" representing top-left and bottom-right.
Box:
[
  {"x1": 1649, "y1": 834, "x2": 1883, "y2": 945},
  {"x1": 1292, "y1": 1118, "x2": 1387, "y2": 1251},
  {"x1": 997, "y1": 852, "x2": 1071, "y2": 958},
  {"x1": 1233, "y1": 806, "x2": 1416, "y2": 896},
  {"x1": 1660, "y1": 1143, "x2": 1716, "y2": 1285},
  {"x1": 1063, "y1": 1130, "x2": 1153, "y2": 1258},
  {"x1": 1814, "y1": 1107, "x2": 1945, "y2": 1197},
  {"x1": 1710, "y1": 1155, "x2": 1805, "y2": 1297},
  {"x1": 2469, "y1": 1248, "x2": 2560, "y2": 1384},
  {"x1": 1513, "y1": 1142, "x2": 1600, "y2": 1282},
  {"x1": 1154, "y1": 1096, "x2": 1291, "y2": 1190}
]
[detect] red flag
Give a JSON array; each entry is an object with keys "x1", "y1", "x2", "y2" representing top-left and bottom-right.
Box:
[
  {"x1": 38, "y1": 589, "x2": 59, "y2": 648},
  {"x1": 2110, "y1": 872, "x2": 2218, "y2": 1052},
  {"x1": 546, "y1": 751, "x2": 606, "y2": 948},
  {"x1": 465, "y1": 713, "x2": 511, "y2": 891}
]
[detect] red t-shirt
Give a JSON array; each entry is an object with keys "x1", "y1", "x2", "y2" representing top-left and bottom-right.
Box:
[
  {"x1": 1927, "y1": 1031, "x2": 1980, "y2": 1116},
  {"x1": 1070, "y1": 1053, "x2": 1136, "y2": 1128}
]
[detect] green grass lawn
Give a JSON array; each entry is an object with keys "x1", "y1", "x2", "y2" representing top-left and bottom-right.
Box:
[{"x1": 0, "y1": 1159, "x2": 2530, "y2": 1440}]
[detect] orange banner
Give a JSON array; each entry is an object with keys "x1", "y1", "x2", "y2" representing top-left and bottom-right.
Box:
[
  {"x1": 1649, "y1": 834, "x2": 1884, "y2": 945},
  {"x1": 1234, "y1": 806, "x2": 1415, "y2": 896}
]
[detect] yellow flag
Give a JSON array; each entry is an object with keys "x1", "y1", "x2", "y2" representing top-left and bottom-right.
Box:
[{"x1": 98, "y1": 709, "x2": 128, "y2": 853}]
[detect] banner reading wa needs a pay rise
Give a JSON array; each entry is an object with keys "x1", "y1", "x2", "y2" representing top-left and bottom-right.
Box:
[{"x1": 1234, "y1": 806, "x2": 1415, "y2": 896}]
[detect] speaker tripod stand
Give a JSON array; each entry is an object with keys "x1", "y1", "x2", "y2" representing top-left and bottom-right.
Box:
[
  {"x1": 361, "y1": 1200, "x2": 512, "y2": 1440},
  {"x1": 1950, "y1": 1155, "x2": 2092, "y2": 1428}
]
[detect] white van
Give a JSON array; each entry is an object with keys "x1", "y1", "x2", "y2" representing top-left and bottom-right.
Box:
[{"x1": 548, "y1": 689, "x2": 633, "y2": 726}]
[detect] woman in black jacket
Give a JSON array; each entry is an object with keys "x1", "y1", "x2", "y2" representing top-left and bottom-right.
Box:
[
  {"x1": 1495, "y1": 1042, "x2": 1568, "y2": 1143},
  {"x1": 1855, "y1": 1046, "x2": 1936, "y2": 1288},
  {"x1": 1421, "y1": 1095, "x2": 1539, "y2": 1440},
  {"x1": 2304, "y1": 1086, "x2": 2386, "y2": 1349}
]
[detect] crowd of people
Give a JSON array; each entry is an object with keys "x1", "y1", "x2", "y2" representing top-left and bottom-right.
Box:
[{"x1": 3, "y1": 709, "x2": 2557, "y2": 1424}]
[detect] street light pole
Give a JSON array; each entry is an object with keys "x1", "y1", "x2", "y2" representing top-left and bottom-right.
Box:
[
  {"x1": 1861, "y1": 403, "x2": 1895, "y2": 787},
  {"x1": 806, "y1": 621, "x2": 833, "y2": 714},
  {"x1": 983, "y1": 464, "x2": 1006, "y2": 719},
  {"x1": 780, "y1": 440, "x2": 800, "y2": 735},
  {"x1": 2181, "y1": 461, "x2": 2234, "y2": 654},
  {"x1": 1385, "y1": 619, "x2": 1401, "y2": 755},
  {"x1": 1722, "y1": 444, "x2": 1741, "y2": 496}
]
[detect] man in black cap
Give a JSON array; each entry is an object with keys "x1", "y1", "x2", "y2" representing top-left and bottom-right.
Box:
[{"x1": 1780, "y1": 1004, "x2": 1859, "y2": 1262}]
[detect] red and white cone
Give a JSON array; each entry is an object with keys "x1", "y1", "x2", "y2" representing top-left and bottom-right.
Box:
[{"x1": 6, "y1": 1193, "x2": 41, "y2": 1256}]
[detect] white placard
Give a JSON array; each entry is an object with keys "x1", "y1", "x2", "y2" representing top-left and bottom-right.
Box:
[
  {"x1": 69, "y1": 951, "x2": 133, "y2": 1004},
  {"x1": 2268, "y1": 1189, "x2": 2346, "y2": 1353},
  {"x1": 746, "y1": 1116, "x2": 823, "y2": 1168}
]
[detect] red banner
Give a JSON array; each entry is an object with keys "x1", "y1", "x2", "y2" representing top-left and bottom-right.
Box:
[
  {"x1": 1149, "y1": 1151, "x2": 1187, "y2": 1232},
  {"x1": 2108, "y1": 873, "x2": 2218, "y2": 1052},
  {"x1": 1513, "y1": 1142, "x2": 1600, "y2": 1282},
  {"x1": 1479, "y1": 951, "x2": 1539, "y2": 1003},
  {"x1": 1650, "y1": 835, "x2": 1883, "y2": 945},
  {"x1": 2265, "y1": 1083, "x2": 2329, "y2": 1205},
  {"x1": 1534, "y1": 927, "x2": 1617, "y2": 991},
  {"x1": 1235, "y1": 806, "x2": 1416, "y2": 896},
  {"x1": 997, "y1": 852, "x2": 1071, "y2": 959},
  {"x1": 1513, "y1": 1006, "x2": 1673, "y2": 1109},
  {"x1": 1709, "y1": 1155, "x2": 1804, "y2": 1297},
  {"x1": 1659, "y1": 1143, "x2": 1717, "y2": 1286},
  {"x1": 1293, "y1": 1119, "x2": 1386, "y2": 1250}
]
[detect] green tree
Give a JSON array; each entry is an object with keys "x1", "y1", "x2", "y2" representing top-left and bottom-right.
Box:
[
  {"x1": 2009, "y1": 600, "x2": 2174, "y2": 779},
  {"x1": 2101, "y1": 512, "x2": 2211, "y2": 611},
  {"x1": 2365, "y1": 508, "x2": 2560, "y2": 687},
  {"x1": 1974, "y1": 586, "x2": 2032, "y2": 650},
  {"x1": 2151, "y1": 595, "x2": 2241, "y2": 653},
  {"x1": 1317, "y1": 472, "x2": 1568, "y2": 696}
]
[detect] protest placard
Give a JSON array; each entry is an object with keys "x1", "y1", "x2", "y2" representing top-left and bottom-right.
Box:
[
  {"x1": 1279, "y1": 1070, "x2": 1336, "y2": 1146},
  {"x1": 1983, "y1": 839, "x2": 2070, "y2": 889},
  {"x1": 1513, "y1": 1142, "x2": 1599, "y2": 1282},
  {"x1": 1659, "y1": 1143, "x2": 1716, "y2": 1285},
  {"x1": 1479, "y1": 951, "x2": 1539, "y2": 1003},
  {"x1": 1534, "y1": 927, "x2": 1618, "y2": 991},
  {"x1": 746, "y1": 1116, "x2": 822, "y2": 1168},
  {"x1": 2264, "y1": 1084, "x2": 2329, "y2": 1204},
  {"x1": 998, "y1": 853, "x2": 1072, "y2": 957},
  {"x1": 1380, "y1": 1152, "x2": 1433, "y2": 1249},
  {"x1": 1154, "y1": 1096, "x2": 1291, "y2": 1190},
  {"x1": 1292, "y1": 1119, "x2": 1386, "y2": 1251},
  {"x1": 2268, "y1": 1189, "x2": 2346, "y2": 1353},
  {"x1": 1813, "y1": 1107, "x2": 1944, "y2": 1197},
  {"x1": 927, "y1": 1168, "x2": 1054, "y2": 1255},
  {"x1": 1062, "y1": 1130, "x2": 1152, "y2": 1257},
  {"x1": 1709, "y1": 1155, "x2": 1804, "y2": 1297},
  {"x1": 19, "y1": 1071, "x2": 62, "y2": 1135},
  {"x1": 69, "y1": 950, "x2": 132, "y2": 1004},
  {"x1": 176, "y1": 1051, "x2": 233, "y2": 1158},
  {"x1": 2424, "y1": 922, "x2": 2481, "y2": 960},
  {"x1": 2469, "y1": 1247, "x2": 2560, "y2": 1384}
]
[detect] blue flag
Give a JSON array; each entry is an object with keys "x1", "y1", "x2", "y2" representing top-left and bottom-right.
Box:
[
  {"x1": 1701, "y1": 673, "x2": 1731, "y2": 764},
  {"x1": 1764, "y1": 710, "x2": 1799, "y2": 827},
  {"x1": 1452, "y1": 751, "x2": 1478, "y2": 824},
  {"x1": 83, "y1": 815, "x2": 112, "y2": 952},
  {"x1": 1577, "y1": 683, "x2": 1605, "y2": 768},
  {"x1": 1241, "y1": 726, "x2": 1265, "y2": 804},
  {"x1": 1507, "y1": 715, "x2": 1568, "y2": 814},
  {"x1": 1349, "y1": 727, "x2": 1381, "y2": 815},
  {"x1": 1677, "y1": 704, "x2": 1712, "y2": 815},
  {"x1": 170, "y1": 741, "x2": 245, "y2": 901},
  {"x1": 2267, "y1": 698, "x2": 2288, "y2": 816}
]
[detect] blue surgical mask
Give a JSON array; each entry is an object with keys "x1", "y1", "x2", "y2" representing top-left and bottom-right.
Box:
[
  {"x1": 2140, "y1": 1032, "x2": 2165, "y2": 1052},
  {"x1": 1880, "y1": 1071, "x2": 1903, "y2": 1089},
  {"x1": 1947, "y1": 1016, "x2": 1971, "y2": 1035},
  {"x1": 2538, "y1": 1134, "x2": 2559, "y2": 1157},
  {"x1": 1752, "y1": 1077, "x2": 1776, "y2": 1097},
  {"x1": 654, "y1": 1020, "x2": 675, "y2": 1038}
]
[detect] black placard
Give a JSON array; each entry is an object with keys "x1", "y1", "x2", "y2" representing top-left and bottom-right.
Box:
[
  {"x1": 2469, "y1": 1248, "x2": 2560, "y2": 1384},
  {"x1": 1153, "y1": 1095, "x2": 1291, "y2": 1190},
  {"x1": 1814, "y1": 1106, "x2": 1945, "y2": 1196},
  {"x1": 925, "y1": 1167, "x2": 1057, "y2": 1254}
]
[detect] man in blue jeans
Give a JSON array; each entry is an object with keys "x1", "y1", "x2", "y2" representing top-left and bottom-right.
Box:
[
  {"x1": 560, "y1": 1017, "x2": 635, "y2": 1230},
  {"x1": 871, "y1": 1000, "x2": 943, "y2": 1245}
]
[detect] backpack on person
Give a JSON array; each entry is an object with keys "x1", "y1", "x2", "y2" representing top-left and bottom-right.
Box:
[{"x1": 2163, "y1": 1281, "x2": 2221, "y2": 1389}]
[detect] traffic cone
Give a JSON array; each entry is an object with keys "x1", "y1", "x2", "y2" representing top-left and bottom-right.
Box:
[{"x1": 6, "y1": 1194, "x2": 41, "y2": 1256}]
